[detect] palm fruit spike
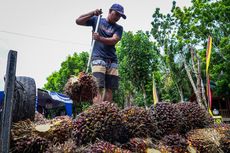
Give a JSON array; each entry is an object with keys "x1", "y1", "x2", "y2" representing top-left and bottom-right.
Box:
[
  {"x1": 46, "y1": 139, "x2": 77, "y2": 153},
  {"x1": 34, "y1": 115, "x2": 72, "y2": 144},
  {"x1": 78, "y1": 72, "x2": 98, "y2": 102},
  {"x1": 176, "y1": 102, "x2": 214, "y2": 133},
  {"x1": 149, "y1": 102, "x2": 181, "y2": 137},
  {"x1": 186, "y1": 128, "x2": 222, "y2": 153},
  {"x1": 72, "y1": 101, "x2": 128, "y2": 145},
  {"x1": 157, "y1": 134, "x2": 189, "y2": 153},
  {"x1": 219, "y1": 131, "x2": 230, "y2": 153},
  {"x1": 121, "y1": 138, "x2": 154, "y2": 153},
  {"x1": 63, "y1": 75, "x2": 80, "y2": 101},
  {"x1": 64, "y1": 72, "x2": 98, "y2": 102},
  {"x1": 217, "y1": 124, "x2": 230, "y2": 153},
  {"x1": 34, "y1": 111, "x2": 49, "y2": 124},
  {"x1": 84, "y1": 140, "x2": 132, "y2": 153},
  {"x1": 120, "y1": 106, "x2": 157, "y2": 138},
  {"x1": 10, "y1": 119, "x2": 49, "y2": 153},
  {"x1": 11, "y1": 119, "x2": 33, "y2": 141}
]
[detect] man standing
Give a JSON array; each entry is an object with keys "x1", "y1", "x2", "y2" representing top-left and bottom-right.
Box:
[{"x1": 76, "y1": 4, "x2": 126, "y2": 103}]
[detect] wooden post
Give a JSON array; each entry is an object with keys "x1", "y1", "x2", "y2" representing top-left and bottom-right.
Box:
[{"x1": 0, "y1": 50, "x2": 17, "y2": 153}]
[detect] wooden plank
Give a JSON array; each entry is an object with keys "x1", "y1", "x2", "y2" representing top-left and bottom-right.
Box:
[{"x1": 0, "y1": 50, "x2": 17, "y2": 153}]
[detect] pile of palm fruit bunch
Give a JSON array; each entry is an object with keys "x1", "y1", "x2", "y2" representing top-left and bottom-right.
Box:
[
  {"x1": 72, "y1": 101, "x2": 129, "y2": 145},
  {"x1": 10, "y1": 113, "x2": 73, "y2": 153},
  {"x1": 80, "y1": 140, "x2": 132, "y2": 153},
  {"x1": 63, "y1": 72, "x2": 98, "y2": 102},
  {"x1": 119, "y1": 106, "x2": 159, "y2": 139},
  {"x1": 157, "y1": 134, "x2": 189, "y2": 153},
  {"x1": 34, "y1": 111, "x2": 49, "y2": 124},
  {"x1": 10, "y1": 119, "x2": 50, "y2": 153},
  {"x1": 149, "y1": 102, "x2": 183, "y2": 136},
  {"x1": 46, "y1": 139, "x2": 78, "y2": 153},
  {"x1": 10, "y1": 101, "x2": 230, "y2": 153},
  {"x1": 121, "y1": 138, "x2": 154, "y2": 153},
  {"x1": 215, "y1": 124, "x2": 230, "y2": 152},
  {"x1": 186, "y1": 128, "x2": 222, "y2": 153},
  {"x1": 175, "y1": 102, "x2": 214, "y2": 133}
]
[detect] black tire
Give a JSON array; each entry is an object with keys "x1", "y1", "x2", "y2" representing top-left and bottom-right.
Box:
[{"x1": 12, "y1": 76, "x2": 36, "y2": 122}]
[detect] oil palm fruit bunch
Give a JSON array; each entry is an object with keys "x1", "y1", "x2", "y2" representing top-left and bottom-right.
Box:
[
  {"x1": 149, "y1": 102, "x2": 182, "y2": 137},
  {"x1": 45, "y1": 139, "x2": 77, "y2": 153},
  {"x1": 63, "y1": 72, "x2": 98, "y2": 102},
  {"x1": 34, "y1": 111, "x2": 49, "y2": 124},
  {"x1": 176, "y1": 102, "x2": 213, "y2": 133},
  {"x1": 157, "y1": 134, "x2": 188, "y2": 153},
  {"x1": 34, "y1": 115, "x2": 72, "y2": 144},
  {"x1": 72, "y1": 101, "x2": 128, "y2": 145},
  {"x1": 63, "y1": 75, "x2": 80, "y2": 101},
  {"x1": 120, "y1": 106, "x2": 157, "y2": 138},
  {"x1": 186, "y1": 128, "x2": 222, "y2": 153},
  {"x1": 10, "y1": 119, "x2": 49, "y2": 153},
  {"x1": 218, "y1": 125, "x2": 230, "y2": 153},
  {"x1": 219, "y1": 131, "x2": 230, "y2": 153},
  {"x1": 83, "y1": 140, "x2": 132, "y2": 153},
  {"x1": 78, "y1": 72, "x2": 98, "y2": 102},
  {"x1": 121, "y1": 138, "x2": 154, "y2": 153}
]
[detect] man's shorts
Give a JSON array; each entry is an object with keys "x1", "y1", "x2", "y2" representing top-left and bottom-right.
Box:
[{"x1": 91, "y1": 58, "x2": 119, "y2": 90}]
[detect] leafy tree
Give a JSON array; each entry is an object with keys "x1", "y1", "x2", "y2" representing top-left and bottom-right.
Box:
[
  {"x1": 151, "y1": 3, "x2": 191, "y2": 103},
  {"x1": 173, "y1": 0, "x2": 230, "y2": 97},
  {"x1": 44, "y1": 52, "x2": 88, "y2": 92},
  {"x1": 117, "y1": 31, "x2": 158, "y2": 107},
  {"x1": 150, "y1": 0, "x2": 230, "y2": 107}
]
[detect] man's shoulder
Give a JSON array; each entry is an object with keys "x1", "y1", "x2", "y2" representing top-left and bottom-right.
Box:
[
  {"x1": 101, "y1": 18, "x2": 123, "y2": 28},
  {"x1": 115, "y1": 23, "x2": 123, "y2": 29},
  {"x1": 112, "y1": 23, "x2": 123, "y2": 32}
]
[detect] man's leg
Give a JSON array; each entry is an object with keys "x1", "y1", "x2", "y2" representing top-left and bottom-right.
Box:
[
  {"x1": 92, "y1": 60, "x2": 106, "y2": 104},
  {"x1": 93, "y1": 88, "x2": 104, "y2": 104},
  {"x1": 103, "y1": 88, "x2": 113, "y2": 102},
  {"x1": 105, "y1": 63, "x2": 119, "y2": 102}
]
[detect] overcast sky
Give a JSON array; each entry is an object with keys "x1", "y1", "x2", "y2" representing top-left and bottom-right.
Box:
[{"x1": 0, "y1": 0, "x2": 191, "y2": 91}]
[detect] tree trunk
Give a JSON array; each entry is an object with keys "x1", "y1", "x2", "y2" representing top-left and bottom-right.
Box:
[
  {"x1": 184, "y1": 60, "x2": 204, "y2": 108},
  {"x1": 125, "y1": 92, "x2": 133, "y2": 107},
  {"x1": 141, "y1": 83, "x2": 148, "y2": 109},
  {"x1": 167, "y1": 64, "x2": 184, "y2": 102},
  {"x1": 201, "y1": 78, "x2": 208, "y2": 109},
  {"x1": 191, "y1": 48, "x2": 208, "y2": 109},
  {"x1": 178, "y1": 85, "x2": 184, "y2": 102},
  {"x1": 197, "y1": 55, "x2": 208, "y2": 109}
]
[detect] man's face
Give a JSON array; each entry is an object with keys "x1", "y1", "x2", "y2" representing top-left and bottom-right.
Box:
[{"x1": 108, "y1": 10, "x2": 121, "y2": 23}]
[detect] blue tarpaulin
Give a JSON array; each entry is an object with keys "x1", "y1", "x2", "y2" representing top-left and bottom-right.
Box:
[
  {"x1": 0, "y1": 91, "x2": 4, "y2": 106},
  {"x1": 37, "y1": 89, "x2": 73, "y2": 116},
  {"x1": 48, "y1": 91, "x2": 73, "y2": 116},
  {"x1": 48, "y1": 91, "x2": 73, "y2": 104}
]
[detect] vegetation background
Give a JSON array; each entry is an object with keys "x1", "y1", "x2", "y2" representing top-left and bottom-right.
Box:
[{"x1": 44, "y1": 0, "x2": 230, "y2": 109}]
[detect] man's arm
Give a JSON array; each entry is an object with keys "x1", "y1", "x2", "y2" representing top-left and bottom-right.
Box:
[
  {"x1": 76, "y1": 9, "x2": 102, "y2": 25},
  {"x1": 93, "y1": 33, "x2": 120, "y2": 45}
]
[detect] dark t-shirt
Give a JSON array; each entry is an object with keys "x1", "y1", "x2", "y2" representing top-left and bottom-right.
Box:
[{"x1": 86, "y1": 16, "x2": 123, "y2": 62}]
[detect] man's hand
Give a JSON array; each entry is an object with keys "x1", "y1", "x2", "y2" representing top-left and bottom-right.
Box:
[
  {"x1": 92, "y1": 32, "x2": 101, "y2": 41},
  {"x1": 93, "y1": 9, "x2": 102, "y2": 16},
  {"x1": 92, "y1": 32, "x2": 120, "y2": 45},
  {"x1": 76, "y1": 9, "x2": 102, "y2": 25}
]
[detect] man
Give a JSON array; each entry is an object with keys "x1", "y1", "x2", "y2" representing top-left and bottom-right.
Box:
[{"x1": 76, "y1": 3, "x2": 126, "y2": 103}]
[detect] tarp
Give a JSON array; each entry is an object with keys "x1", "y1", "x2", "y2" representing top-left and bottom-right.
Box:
[
  {"x1": 37, "y1": 89, "x2": 72, "y2": 116},
  {"x1": 0, "y1": 91, "x2": 4, "y2": 105},
  {"x1": 48, "y1": 91, "x2": 73, "y2": 104},
  {"x1": 47, "y1": 91, "x2": 73, "y2": 116}
]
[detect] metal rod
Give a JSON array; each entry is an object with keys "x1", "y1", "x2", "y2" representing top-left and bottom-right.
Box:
[
  {"x1": 86, "y1": 15, "x2": 102, "y2": 73},
  {"x1": 0, "y1": 50, "x2": 17, "y2": 153}
]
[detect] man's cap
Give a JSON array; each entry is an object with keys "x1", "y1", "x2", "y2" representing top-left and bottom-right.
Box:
[{"x1": 110, "y1": 3, "x2": 126, "y2": 19}]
